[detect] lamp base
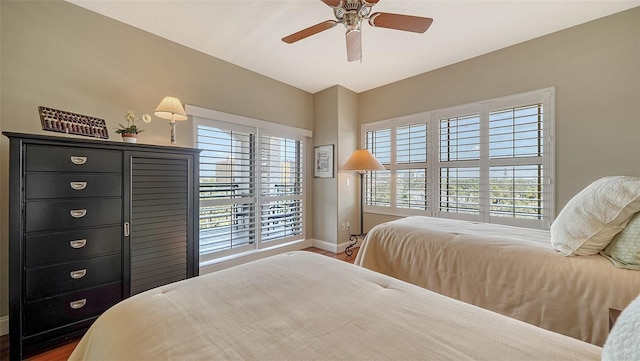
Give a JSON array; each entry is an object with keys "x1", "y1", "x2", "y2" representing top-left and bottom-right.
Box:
[
  {"x1": 345, "y1": 233, "x2": 366, "y2": 257},
  {"x1": 170, "y1": 120, "x2": 176, "y2": 145}
]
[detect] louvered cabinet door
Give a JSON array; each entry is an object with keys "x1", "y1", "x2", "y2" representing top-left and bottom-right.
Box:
[{"x1": 128, "y1": 153, "x2": 198, "y2": 295}]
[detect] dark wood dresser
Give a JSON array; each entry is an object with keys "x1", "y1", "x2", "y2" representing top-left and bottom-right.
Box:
[{"x1": 3, "y1": 132, "x2": 200, "y2": 360}]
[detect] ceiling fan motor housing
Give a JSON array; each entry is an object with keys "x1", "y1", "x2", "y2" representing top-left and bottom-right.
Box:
[
  {"x1": 343, "y1": 0, "x2": 361, "y2": 11},
  {"x1": 334, "y1": 0, "x2": 371, "y2": 30}
]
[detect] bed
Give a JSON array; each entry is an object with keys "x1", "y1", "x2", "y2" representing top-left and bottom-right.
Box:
[
  {"x1": 354, "y1": 215, "x2": 640, "y2": 346},
  {"x1": 68, "y1": 251, "x2": 601, "y2": 360}
]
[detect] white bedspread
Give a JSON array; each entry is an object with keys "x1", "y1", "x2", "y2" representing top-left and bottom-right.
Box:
[
  {"x1": 355, "y1": 216, "x2": 640, "y2": 346},
  {"x1": 69, "y1": 251, "x2": 600, "y2": 360}
]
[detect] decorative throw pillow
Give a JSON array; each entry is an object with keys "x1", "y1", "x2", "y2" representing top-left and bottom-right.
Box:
[
  {"x1": 602, "y1": 293, "x2": 640, "y2": 361},
  {"x1": 600, "y1": 212, "x2": 640, "y2": 270},
  {"x1": 550, "y1": 176, "x2": 640, "y2": 256}
]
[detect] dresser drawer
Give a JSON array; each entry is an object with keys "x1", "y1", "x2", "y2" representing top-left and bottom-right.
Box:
[
  {"x1": 26, "y1": 173, "x2": 122, "y2": 199},
  {"x1": 23, "y1": 282, "x2": 122, "y2": 337},
  {"x1": 26, "y1": 254, "x2": 121, "y2": 301},
  {"x1": 26, "y1": 145, "x2": 121, "y2": 173},
  {"x1": 25, "y1": 226, "x2": 121, "y2": 267},
  {"x1": 25, "y1": 198, "x2": 122, "y2": 232}
]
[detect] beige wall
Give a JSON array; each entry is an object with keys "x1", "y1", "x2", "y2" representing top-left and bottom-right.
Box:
[
  {"x1": 312, "y1": 86, "x2": 359, "y2": 249},
  {"x1": 335, "y1": 86, "x2": 359, "y2": 240},
  {"x1": 0, "y1": 0, "x2": 313, "y2": 319},
  {"x1": 312, "y1": 87, "x2": 339, "y2": 244},
  {"x1": 359, "y1": 7, "x2": 640, "y2": 228}
]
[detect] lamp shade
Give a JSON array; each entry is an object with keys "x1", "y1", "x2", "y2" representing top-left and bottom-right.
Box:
[
  {"x1": 154, "y1": 96, "x2": 187, "y2": 121},
  {"x1": 343, "y1": 149, "x2": 385, "y2": 172}
]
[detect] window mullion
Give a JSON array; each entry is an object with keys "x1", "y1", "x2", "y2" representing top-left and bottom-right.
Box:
[
  {"x1": 427, "y1": 113, "x2": 438, "y2": 217},
  {"x1": 389, "y1": 123, "x2": 397, "y2": 211},
  {"x1": 479, "y1": 104, "x2": 490, "y2": 223},
  {"x1": 255, "y1": 128, "x2": 263, "y2": 247}
]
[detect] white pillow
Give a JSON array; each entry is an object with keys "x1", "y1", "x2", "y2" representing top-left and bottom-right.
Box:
[
  {"x1": 602, "y1": 293, "x2": 640, "y2": 361},
  {"x1": 600, "y1": 212, "x2": 640, "y2": 270},
  {"x1": 550, "y1": 176, "x2": 640, "y2": 256}
]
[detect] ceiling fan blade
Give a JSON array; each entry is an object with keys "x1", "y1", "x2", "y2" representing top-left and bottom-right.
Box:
[
  {"x1": 346, "y1": 29, "x2": 361, "y2": 62},
  {"x1": 363, "y1": 0, "x2": 380, "y2": 5},
  {"x1": 321, "y1": 0, "x2": 342, "y2": 7},
  {"x1": 369, "y1": 12, "x2": 433, "y2": 33},
  {"x1": 282, "y1": 20, "x2": 338, "y2": 44}
]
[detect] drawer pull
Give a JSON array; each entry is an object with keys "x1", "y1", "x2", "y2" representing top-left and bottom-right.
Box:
[
  {"x1": 70, "y1": 239, "x2": 87, "y2": 249},
  {"x1": 70, "y1": 181, "x2": 87, "y2": 190},
  {"x1": 70, "y1": 209, "x2": 87, "y2": 218},
  {"x1": 70, "y1": 156, "x2": 87, "y2": 165},
  {"x1": 70, "y1": 269, "x2": 87, "y2": 279},
  {"x1": 70, "y1": 299, "x2": 87, "y2": 310}
]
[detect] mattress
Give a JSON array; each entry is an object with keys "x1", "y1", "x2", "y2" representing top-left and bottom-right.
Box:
[
  {"x1": 354, "y1": 216, "x2": 640, "y2": 346},
  {"x1": 69, "y1": 251, "x2": 601, "y2": 360}
]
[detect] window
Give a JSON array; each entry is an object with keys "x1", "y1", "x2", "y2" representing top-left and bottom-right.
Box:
[
  {"x1": 365, "y1": 129, "x2": 391, "y2": 207},
  {"x1": 397, "y1": 123, "x2": 428, "y2": 210},
  {"x1": 198, "y1": 124, "x2": 256, "y2": 257},
  {"x1": 362, "y1": 88, "x2": 554, "y2": 229},
  {"x1": 192, "y1": 108, "x2": 309, "y2": 263},
  {"x1": 259, "y1": 133, "x2": 304, "y2": 243}
]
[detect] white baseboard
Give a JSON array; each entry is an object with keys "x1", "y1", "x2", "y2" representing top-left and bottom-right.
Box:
[
  {"x1": 1, "y1": 315, "x2": 8, "y2": 336},
  {"x1": 311, "y1": 239, "x2": 340, "y2": 253},
  {"x1": 312, "y1": 238, "x2": 361, "y2": 254}
]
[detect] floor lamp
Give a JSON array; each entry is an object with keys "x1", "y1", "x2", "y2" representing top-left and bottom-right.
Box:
[{"x1": 342, "y1": 149, "x2": 385, "y2": 256}]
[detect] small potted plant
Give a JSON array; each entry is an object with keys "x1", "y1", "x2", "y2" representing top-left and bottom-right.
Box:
[{"x1": 116, "y1": 111, "x2": 151, "y2": 143}]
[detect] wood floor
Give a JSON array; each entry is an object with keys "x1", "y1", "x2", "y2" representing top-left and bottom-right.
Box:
[{"x1": 0, "y1": 247, "x2": 358, "y2": 361}]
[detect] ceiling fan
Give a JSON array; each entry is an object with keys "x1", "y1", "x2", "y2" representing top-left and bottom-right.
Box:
[{"x1": 281, "y1": 0, "x2": 433, "y2": 62}]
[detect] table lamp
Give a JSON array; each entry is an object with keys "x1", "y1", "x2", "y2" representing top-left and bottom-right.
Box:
[{"x1": 154, "y1": 96, "x2": 187, "y2": 145}]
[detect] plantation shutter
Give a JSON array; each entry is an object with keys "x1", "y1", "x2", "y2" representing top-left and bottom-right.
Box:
[
  {"x1": 488, "y1": 103, "x2": 545, "y2": 220},
  {"x1": 438, "y1": 114, "x2": 481, "y2": 215},
  {"x1": 198, "y1": 124, "x2": 256, "y2": 255},
  {"x1": 259, "y1": 133, "x2": 304, "y2": 244},
  {"x1": 365, "y1": 128, "x2": 391, "y2": 207},
  {"x1": 396, "y1": 122, "x2": 429, "y2": 210}
]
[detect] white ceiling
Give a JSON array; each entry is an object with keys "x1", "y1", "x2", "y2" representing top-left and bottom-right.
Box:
[{"x1": 67, "y1": 0, "x2": 640, "y2": 94}]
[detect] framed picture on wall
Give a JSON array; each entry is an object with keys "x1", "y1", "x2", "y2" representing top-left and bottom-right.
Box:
[{"x1": 314, "y1": 144, "x2": 334, "y2": 178}]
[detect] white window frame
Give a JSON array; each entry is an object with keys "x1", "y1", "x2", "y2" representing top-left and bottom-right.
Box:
[
  {"x1": 187, "y1": 105, "x2": 311, "y2": 264},
  {"x1": 362, "y1": 88, "x2": 555, "y2": 229}
]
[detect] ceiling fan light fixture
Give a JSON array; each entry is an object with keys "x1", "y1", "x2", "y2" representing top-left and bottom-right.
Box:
[{"x1": 345, "y1": 12, "x2": 360, "y2": 31}]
